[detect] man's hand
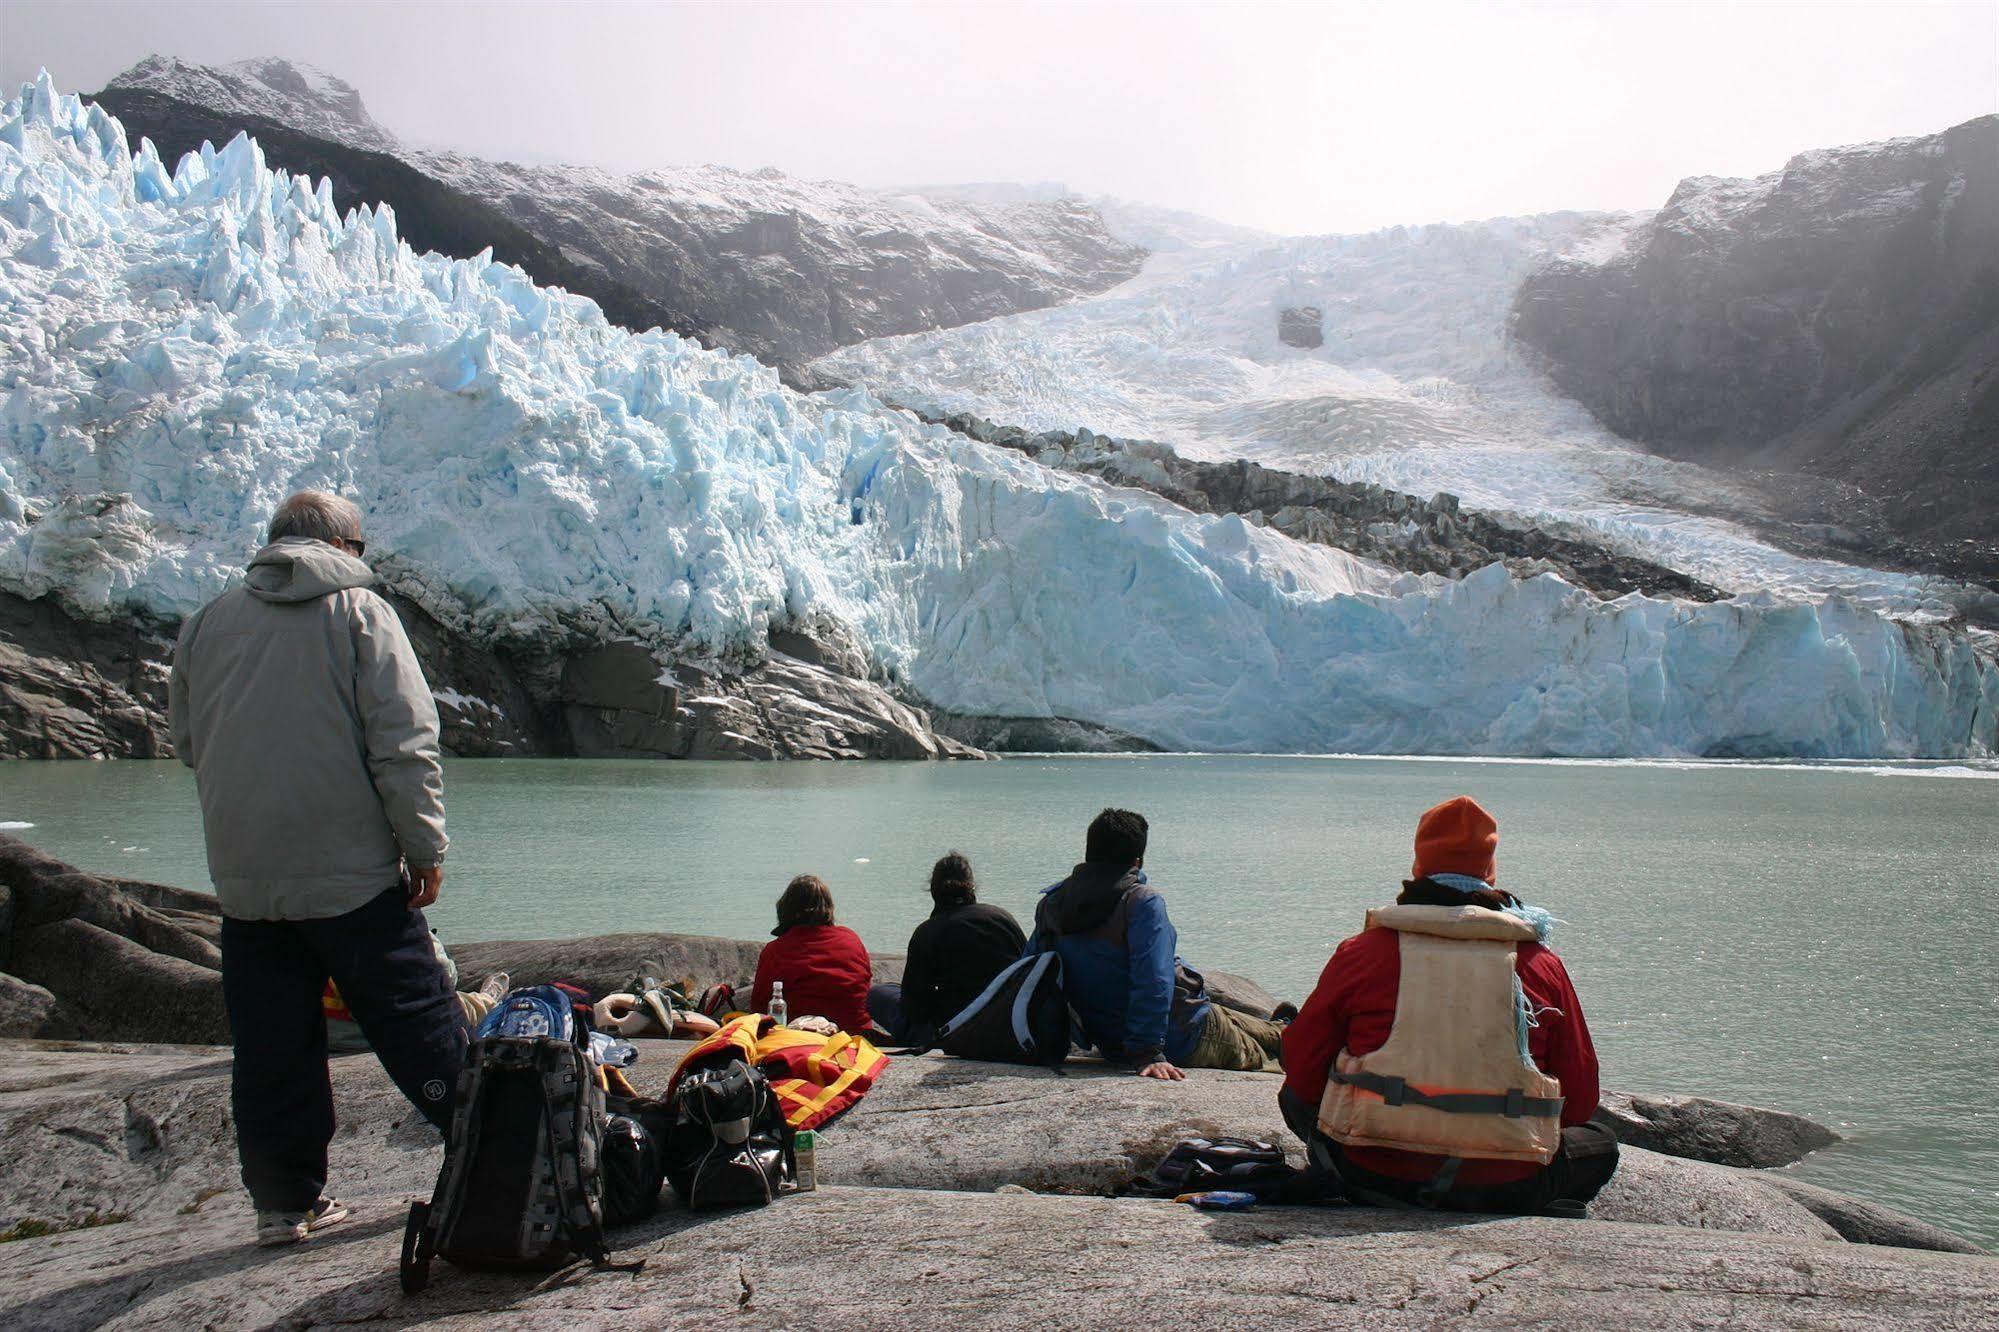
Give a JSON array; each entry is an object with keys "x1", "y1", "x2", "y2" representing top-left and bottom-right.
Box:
[
  {"x1": 406, "y1": 864, "x2": 443, "y2": 909},
  {"x1": 1138, "y1": 1061, "x2": 1185, "y2": 1081}
]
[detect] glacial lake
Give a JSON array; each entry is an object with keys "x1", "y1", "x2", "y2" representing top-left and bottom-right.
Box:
[{"x1": 6, "y1": 755, "x2": 1995, "y2": 1245}]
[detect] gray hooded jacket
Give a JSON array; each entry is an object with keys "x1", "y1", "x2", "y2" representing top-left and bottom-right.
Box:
[{"x1": 169, "y1": 538, "x2": 448, "y2": 920}]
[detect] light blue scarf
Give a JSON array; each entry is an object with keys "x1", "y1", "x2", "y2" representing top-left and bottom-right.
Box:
[{"x1": 1423, "y1": 872, "x2": 1562, "y2": 1060}]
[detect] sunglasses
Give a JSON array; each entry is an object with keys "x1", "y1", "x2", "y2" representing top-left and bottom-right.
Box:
[{"x1": 342, "y1": 537, "x2": 368, "y2": 558}]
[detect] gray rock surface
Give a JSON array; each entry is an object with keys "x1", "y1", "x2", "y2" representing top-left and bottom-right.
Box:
[
  {"x1": 5, "y1": 1190, "x2": 1995, "y2": 1332},
  {"x1": 4, "y1": 1039, "x2": 1941, "y2": 1254},
  {"x1": 1595, "y1": 1088, "x2": 1841, "y2": 1168},
  {"x1": 1513, "y1": 115, "x2": 1999, "y2": 585},
  {"x1": 558, "y1": 639, "x2": 979, "y2": 761},
  {"x1": 0, "y1": 588, "x2": 174, "y2": 759}
]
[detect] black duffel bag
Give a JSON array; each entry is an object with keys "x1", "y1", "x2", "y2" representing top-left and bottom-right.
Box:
[{"x1": 664, "y1": 1058, "x2": 794, "y2": 1209}]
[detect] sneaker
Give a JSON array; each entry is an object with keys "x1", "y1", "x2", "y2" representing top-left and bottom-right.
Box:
[
  {"x1": 255, "y1": 1196, "x2": 350, "y2": 1247},
  {"x1": 475, "y1": 971, "x2": 511, "y2": 1003}
]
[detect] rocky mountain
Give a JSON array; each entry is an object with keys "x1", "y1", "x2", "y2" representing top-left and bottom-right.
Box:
[
  {"x1": 1513, "y1": 116, "x2": 1999, "y2": 584},
  {"x1": 88, "y1": 56, "x2": 1148, "y2": 372}
]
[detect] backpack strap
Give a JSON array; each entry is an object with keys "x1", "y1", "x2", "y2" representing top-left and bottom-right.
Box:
[{"x1": 537, "y1": 1042, "x2": 622, "y2": 1269}]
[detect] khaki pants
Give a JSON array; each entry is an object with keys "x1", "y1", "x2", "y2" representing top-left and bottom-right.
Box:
[{"x1": 1184, "y1": 1005, "x2": 1285, "y2": 1071}]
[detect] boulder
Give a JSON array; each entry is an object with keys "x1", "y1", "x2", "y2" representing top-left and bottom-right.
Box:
[
  {"x1": 1277, "y1": 304, "x2": 1324, "y2": 348},
  {"x1": 1204, "y1": 968, "x2": 1283, "y2": 1018},
  {"x1": 1594, "y1": 1088, "x2": 1840, "y2": 1168},
  {"x1": 0, "y1": 837, "x2": 228, "y2": 1043},
  {"x1": 1766, "y1": 1175, "x2": 1988, "y2": 1255},
  {"x1": 5, "y1": 1180, "x2": 1998, "y2": 1331},
  {"x1": 0, "y1": 975, "x2": 78, "y2": 1039},
  {"x1": 449, "y1": 932, "x2": 768, "y2": 1000}
]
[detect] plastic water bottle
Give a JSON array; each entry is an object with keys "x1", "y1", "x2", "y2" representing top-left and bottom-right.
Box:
[{"x1": 768, "y1": 982, "x2": 788, "y2": 1028}]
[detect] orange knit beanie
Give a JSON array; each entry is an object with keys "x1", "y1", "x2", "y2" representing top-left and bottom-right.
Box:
[{"x1": 1411, "y1": 796, "x2": 1499, "y2": 883}]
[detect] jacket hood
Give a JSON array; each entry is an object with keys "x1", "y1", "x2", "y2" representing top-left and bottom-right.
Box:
[
  {"x1": 242, "y1": 538, "x2": 375, "y2": 604},
  {"x1": 1040, "y1": 862, "x2": 1144, "y2": 935}
]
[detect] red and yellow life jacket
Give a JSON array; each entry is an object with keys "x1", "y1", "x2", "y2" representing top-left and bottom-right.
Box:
[{"x1": 668, "y1": 1014, "x2": 888, "y2": 1133}]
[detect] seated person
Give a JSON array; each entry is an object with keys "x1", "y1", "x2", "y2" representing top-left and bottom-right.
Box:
[
  {"x1": 323, "y1": 933, "x2": 506, "y2": 1055},
  {"x1": 1027, "y1": 808, "x2": 1285, "y2": 1080},
  {"x1": 751, "y1": 874, "x2": 874, "y2": 1035},
  {"x1": 1279, "y1": 796, "x2": 1618, "y2": 1213},
  {"x1": 868, "y1": 852, "x2": 1027, "y2": 1045}
]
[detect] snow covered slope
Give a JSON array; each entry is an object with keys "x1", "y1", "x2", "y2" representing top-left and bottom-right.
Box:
[
  {"x1": 105, "y1": 56, "x2": 396, "y2": 153},
  {"x1": 3, "y1": 74, "x2": 1993, "y2": 758},
  {"x1": 92, "y1": 57, "x2": 1148, "y2": 368},
  {"x1": 817, "y1": 214, "x2": 1979, "y2": 621}
]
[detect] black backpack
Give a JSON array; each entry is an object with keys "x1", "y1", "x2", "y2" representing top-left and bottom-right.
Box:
[
  {"x1": 1132, "y1": 1136, "x2": 1340, "y2": 1204},
  {"x1": 400, "y1": 1035, "x2": 609, "y2": 1293},
  {"x1": 664, "y1": 1057, "x2": 794, "y2": 1209},
  {"x1": 933, "y1": 952, "x2": 1073, "y2": 1066}
]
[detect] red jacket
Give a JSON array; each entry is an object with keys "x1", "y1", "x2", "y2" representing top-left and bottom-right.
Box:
[
  {"x1": 751, "y1": 924, "x2": 874, "y2": 1035},
  {"x1": 1281, "y1": 924, "x2": 1599, "y2": 1186}
]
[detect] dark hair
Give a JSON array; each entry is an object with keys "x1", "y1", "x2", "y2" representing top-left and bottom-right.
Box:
[
  {"x1": 1085, "y1": 808, "x2": 1148, "y2": 865},
  {"x1": 774, "y1": 874, "x2": 835, "y2": 935},
  {"x1": 929, "y1": 851, "x2": 976, "y2": 906},
  {"x1": 1398, "y1": 877, "x2": 1519, "y2": 913}
]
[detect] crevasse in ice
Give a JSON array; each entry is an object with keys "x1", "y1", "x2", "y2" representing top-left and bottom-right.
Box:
[{"x1": 1, "y1": 74, "x2": 1993, "y2": 758}]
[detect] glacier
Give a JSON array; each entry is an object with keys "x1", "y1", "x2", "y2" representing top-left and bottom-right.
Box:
[
  {"x1": 1, "y1": 73, "x2": 1994, "y2": 759},
  {"x1": 817, "y1": 211, "x2": 1979, "y2": 623}
]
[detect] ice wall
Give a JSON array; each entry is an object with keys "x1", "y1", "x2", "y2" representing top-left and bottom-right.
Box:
[{"x1": 2, "y1": 74, "x2": 1993, "y2": 758}]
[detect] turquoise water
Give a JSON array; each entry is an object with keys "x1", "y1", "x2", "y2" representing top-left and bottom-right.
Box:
[{"x1": 4, "y1": 755, "x2": 1995, "y2": 1244}]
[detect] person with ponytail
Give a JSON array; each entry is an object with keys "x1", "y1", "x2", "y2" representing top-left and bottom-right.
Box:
[
  {"x1": 1279, "y1": 796, "x2": 1617, "y2": 1213},
  {"x1": 868, "y1": 851, "x2": 1026, "y2": 1046}
]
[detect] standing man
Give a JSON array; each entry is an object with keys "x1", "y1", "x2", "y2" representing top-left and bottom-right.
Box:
[{"x1": 170, "y1": 491, "x2": 463, "y2": 1247}]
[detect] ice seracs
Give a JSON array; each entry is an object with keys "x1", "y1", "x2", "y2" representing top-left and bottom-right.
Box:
[{"x1": 1, "y1": 75, "x2": 1993, "y2": 758}]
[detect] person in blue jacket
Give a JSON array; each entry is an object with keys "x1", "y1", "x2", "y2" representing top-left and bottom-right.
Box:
[{"x1": 1026, "y1": 808, "x2": 1286, "y2": 1079}]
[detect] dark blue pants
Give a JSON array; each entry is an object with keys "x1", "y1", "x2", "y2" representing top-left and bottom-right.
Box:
[{"x1": 221, "y1": 886, "x2": 468, "y2": 1212}]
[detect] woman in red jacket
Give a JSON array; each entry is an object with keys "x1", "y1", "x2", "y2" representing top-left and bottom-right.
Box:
[
  {"x1": 1279, "y1": 797, "x2": 1618, "y2": 1213},
  {"x1": 751, "y1": 875, "x2": 875, "y2": 1035}
]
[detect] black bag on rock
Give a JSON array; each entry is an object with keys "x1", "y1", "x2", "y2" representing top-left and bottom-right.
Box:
[
  {"x1": 929, "y1": 952, "x2": 1073, "y2": 1066},
  {"x1": 1132, "y1": 1136, "x2": 1340, "y2": 1204},
  {"x1": 665, "y1": 1058, "x2": 794, "y2": 1209},
  {"x1": 600, "y1": 1099, "x2": 668, "y2": 1227}
]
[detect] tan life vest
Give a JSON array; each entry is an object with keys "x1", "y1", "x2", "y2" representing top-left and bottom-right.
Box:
[{"x1": 1316, "y1": 904, "x2": 1564, "y2": 1165}]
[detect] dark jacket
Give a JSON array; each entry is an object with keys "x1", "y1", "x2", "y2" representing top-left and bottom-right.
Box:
[
  {"x1": 901, "y1": 898, "x2": 1028, "y2": 1033},
  {"x1": 1025, "y1": 864, "x2": 1210, "y2": 1067}
]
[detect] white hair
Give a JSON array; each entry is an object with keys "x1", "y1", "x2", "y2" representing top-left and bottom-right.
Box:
[{"x1": 267, "y1": 491, "x2": 364, "y2": 546}]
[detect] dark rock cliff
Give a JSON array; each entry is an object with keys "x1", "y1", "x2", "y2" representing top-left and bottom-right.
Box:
[
  {"x1": 89, "y1": 58, "x2": 1147, "y2": 376},
  {"x1": 1513, "y1": 116, "x2": 1999, "y2": 584},
  {"x1": 0, "y1": 589, "x2": 976, "y2": 762}
]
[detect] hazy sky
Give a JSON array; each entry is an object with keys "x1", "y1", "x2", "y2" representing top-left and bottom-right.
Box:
[{"x1": 4, "y1": 1, "x2": 1994, "y2": 234}]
